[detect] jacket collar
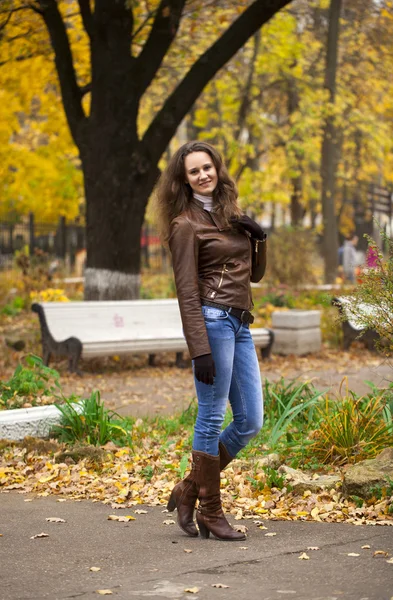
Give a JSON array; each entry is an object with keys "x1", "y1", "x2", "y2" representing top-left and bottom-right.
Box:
[{"x1": 189, "y1": 198, "x2": 230, "y2": 231}]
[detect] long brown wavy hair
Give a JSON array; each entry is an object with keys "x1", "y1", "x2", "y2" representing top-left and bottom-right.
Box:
[{"x1": 155, "y1": 140, "x2": 241, "y2": 242}]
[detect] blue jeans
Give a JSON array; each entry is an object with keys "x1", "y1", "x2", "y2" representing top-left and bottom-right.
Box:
[{"x1": 192, "y1": 305, "x2": 263, "y2": 458}]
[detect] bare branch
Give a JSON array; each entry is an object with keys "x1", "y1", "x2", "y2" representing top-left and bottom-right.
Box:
[
  {"x1": 131, "y1": 6, "x2": 158, "y2": 42},
  {"x1": 135, "y1": 0, "x2": 187, "y2": 97},
  {"x1": 78, "y1": 0, "x2": 93, "y2": 39},
  {"x1": 80, "y1": 82, "x2": 91, "y2": 97},
  {"x1": 142, "y1": 0, "x2": 293, "y2": 164},
  {"x1": 37, "y1": 0, "x2": 87, "y2": 148}
]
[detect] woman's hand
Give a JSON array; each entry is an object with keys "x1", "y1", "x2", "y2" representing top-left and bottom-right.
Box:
[
  {"x1": 231, "y1": 215, "x2": 266, "y2": 241},
  {"x1": 194, "y1": 353, "x2": 216, "y2": 385}
]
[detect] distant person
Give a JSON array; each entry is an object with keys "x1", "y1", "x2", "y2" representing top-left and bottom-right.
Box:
[
  {"x1": 338, "y1": 242, "x2": 344, "y2": 267},
  {"x1": 156, "y1": 141, "x2": 267, "y2": 541},
  {"x1": 342, "y1": 234, "x2": 358, "y2": 283}
]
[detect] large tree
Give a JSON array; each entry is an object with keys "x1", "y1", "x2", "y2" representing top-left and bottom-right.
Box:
[{"x1": 1, "y1": 0, "x2": 292, "y2": 299}]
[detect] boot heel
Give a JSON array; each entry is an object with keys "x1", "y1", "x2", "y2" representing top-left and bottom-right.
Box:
[
  {"x1": 167, "y1": 489, "x2": 176, "y2": 512},
  {"x1": 197, "y1": 516, "x2": 210, "y2": 539}
]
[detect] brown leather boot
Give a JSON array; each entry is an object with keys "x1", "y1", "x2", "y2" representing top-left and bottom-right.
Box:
[
  {"x1": 167, "y1": 443, "x2": 234, "y2": 538},
  {"x1": 194, "y1": 451, "x2": 246, "y2": 541},
  {"x1": 219, "y1": 441, "x2": 233, "y2": 471},
  {"x1": 167, "y1": 474, "x2": 198, "y2": 537}
]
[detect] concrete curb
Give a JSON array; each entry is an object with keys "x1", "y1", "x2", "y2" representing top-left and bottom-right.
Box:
[{"x1": 0, "y1": 404, "x2": 63, "y2": 441}]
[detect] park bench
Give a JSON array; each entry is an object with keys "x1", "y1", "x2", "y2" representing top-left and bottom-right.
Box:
[
  {"x1": 332, "y1": 296, "x2": 380, "y2": 351},
  {"x1": 31, "y1": 299, "x2": 274, "y2": 373}
]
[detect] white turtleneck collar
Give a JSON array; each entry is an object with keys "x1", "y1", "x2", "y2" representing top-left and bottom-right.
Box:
[{"x1": 193, "y1": 192, "x2": 213, "y2": 212}]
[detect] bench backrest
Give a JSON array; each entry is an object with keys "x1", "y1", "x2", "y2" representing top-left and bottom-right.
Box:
[
  {"x1": 334, "y1": 296, "x2": 378, "y2": 331},
  {"x1": 40, "y1": 299, "x2": 183, "y2": 343}
]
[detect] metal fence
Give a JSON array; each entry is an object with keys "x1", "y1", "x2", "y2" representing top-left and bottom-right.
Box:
[{"x1": 0, "y1": 214, "x2": 169, "y2": 274}]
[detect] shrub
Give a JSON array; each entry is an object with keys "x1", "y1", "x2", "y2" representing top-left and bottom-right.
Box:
[
  {"x1": 0, "y1": 354, "x2": 63, "y2": 409},
  {"x1": 340, "y1": 231, "x2": 393, "y2": 355},
  {"x1": 13, "y1": 246, "x2": 61, "y2": 305},
  {"x1": 309, "y1": 387, "x2": 393, "y2": 465},
  {"x1": 265, "y1": 227, "x2": 321, "y2": 287},
  {"x1": 1, "y1": 296, "x2": 25, "y2": 316}
]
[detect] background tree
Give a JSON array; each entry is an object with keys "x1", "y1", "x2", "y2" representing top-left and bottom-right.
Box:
[{"x1": 1, "y1": 0, "x2": 292, "y2": 299}]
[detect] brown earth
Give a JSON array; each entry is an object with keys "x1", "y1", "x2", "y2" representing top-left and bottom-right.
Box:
[{"x1": 56, "y1": 346, "x2": 393, "y2": 417}]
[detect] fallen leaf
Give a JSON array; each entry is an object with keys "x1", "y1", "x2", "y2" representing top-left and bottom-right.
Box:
[
  {"x1": 184, "y1": 588, "x2": 200, "y2": 594},
  {"x1": 46, "y1": 517, "x2": 66, "y2": 523},
  {"x1": 239, "y1": 546, "x2": 248, "y2": 550},
  {"x1": 386, "y1": 557, "x2": 393, "y2": 564},
  {"x1": 56, "y1": 499, "x2": 67, "y2": 502},
  {"x1": 90, "y1": 567, "x2": 101, "y2": 572},
  {"x1": 298, "y1": 553, "x2": 310, "y2": 560},
  {"x1": 30, "y1": 532, "x2": 49, "y2": 539},
  {"x1": 163, "y1": 519, "x2": 176, "y2": 525},
  {"x1": 212, "y1": 583, "x2": 230, "y2": 588},
  {"x1": 184, "y1": 549, "x2": 193, "y2": 553},
  {"x1": 307, "y1": 546, "x2": 320, "y2": 551},
  {"x1": 373, "y1": 550, "x2": 389, "y2": 558},
  {"x1": 347, "y1": 553, "x2": 360, "y2": 557},
  {"x1": 361, "y1": 545, "x2": 371, "y2": 549},
  {"x1": 234, "y1": 525, "x2": 247, "y2": 533},
  {"x1": 265, "y1": 532, "x2": 277, "y2": 537},
  {"x1": 107, "y1": 515, "x2": 135, "y2": 522},
  {"x1": 24, "y1": 499, "x2": 33, "y2": 502},
  {"x1": 96, "y1": 591, "x2": 113, "y2": 595},
  {"x1": 134, "y1": 509, "x2": 148, "y2": 514},
  {"x1": 258, "y1": 525, "x2": 268, "y2": 530}
]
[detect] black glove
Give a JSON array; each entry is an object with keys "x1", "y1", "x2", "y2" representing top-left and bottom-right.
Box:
[
  {"x1": 230, "y1": 215, "x2": 266, "y2": 241},
  {"x1": 194, "y1": 353, "x2": 216, "y2": 385}
]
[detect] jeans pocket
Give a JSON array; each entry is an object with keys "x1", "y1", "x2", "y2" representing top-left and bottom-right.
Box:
[{"x1": 202, "y1": 306, "x2": 228, "y2": 321}]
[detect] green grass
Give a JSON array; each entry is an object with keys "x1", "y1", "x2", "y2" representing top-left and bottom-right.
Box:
[{"x1": 52, "y1": 391, "x2": 131, "y2": 447}]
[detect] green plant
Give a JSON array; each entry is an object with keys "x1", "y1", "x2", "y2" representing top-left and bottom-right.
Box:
[
  {"x1": 52, "y1": 391, "x2": 131, "y2": 446},
  {"x1": 179, "y1": 454, "x2": 189, "y2": 478},
  {"x1": 263, "y1": 377, "x2": 323, "y2": 424},
  {"x1": 1, "y1": 296, "x2": 25, "y2": 316},
  {"x1": 141, "y1": 465, "x2": 154, "y2": 482},
  {"x1": 350, "y1": 495, "x2": 365, "y2": 508},
  {"x1": 262, "y1": 466, "x2": 287, "y2": 490},
  {"x1": 242, "y1": 379, "x2": 324, "y2": 461},
  {"x1": 369, "y1": 477, "x2": 393, "y2": 501},
  {"x1": 310, "y1": 388, "x2": 393, "y2": 465},
  {"x1": 0, "y1": 354, "x2": 62, "y2": 409}
]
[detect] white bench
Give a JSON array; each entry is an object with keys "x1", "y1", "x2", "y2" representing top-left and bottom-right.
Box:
[
  {"x1": 332, "y1": 296, "x2": 380, "y2": 351},
  {"x1": 32, "y1": 299, "x2": 274, "y2": 373}
]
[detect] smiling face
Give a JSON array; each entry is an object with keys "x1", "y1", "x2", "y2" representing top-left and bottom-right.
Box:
[{"x1": 184, "y1": 151, "x2": 218, "y2": 196}]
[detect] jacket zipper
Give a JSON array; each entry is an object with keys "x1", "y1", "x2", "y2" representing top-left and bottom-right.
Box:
[{"x1": 209, "y1": 264, "x2": 228, "y2": 299}]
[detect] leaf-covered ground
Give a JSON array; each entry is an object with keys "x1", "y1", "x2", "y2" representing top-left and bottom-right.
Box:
[
  {"x1": 1, "y1": 437, "x2": 392, "y2": 527},
  {"x1": 1, "y1": 311, "x2": 392, "y2": 526}
]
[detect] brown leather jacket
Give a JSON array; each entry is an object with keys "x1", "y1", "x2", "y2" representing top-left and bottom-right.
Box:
[{"x1": 169, "y1": 199, "x2": 266, "y2": 359}]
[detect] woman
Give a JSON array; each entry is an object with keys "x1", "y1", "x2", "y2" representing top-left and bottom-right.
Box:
[{"x1": 156, "y1": 141, "x2": 267, "y2": 541}]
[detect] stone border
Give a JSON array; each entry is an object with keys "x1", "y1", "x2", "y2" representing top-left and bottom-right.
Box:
[{"x1": 0, "y1": 404, "x2": 69, "y2": 441}]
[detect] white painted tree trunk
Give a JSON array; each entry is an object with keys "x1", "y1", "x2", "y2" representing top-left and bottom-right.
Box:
[{"x1": 84, "y1": 268, "x2": 140, "y2": 300}]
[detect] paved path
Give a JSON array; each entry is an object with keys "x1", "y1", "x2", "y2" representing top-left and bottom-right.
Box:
[{"x1": 1, "y1": 493, "x2": 392, "y2": 600}]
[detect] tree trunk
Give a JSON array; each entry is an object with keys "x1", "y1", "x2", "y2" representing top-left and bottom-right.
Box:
[
  {"x1": 287, "y1": 73, "x2": 304, "y2": 226},
  {"x1": 321, "y1": 0, "x2": 342, "y2": 283},
  {"x1": 83, "y1": 147, "x2": 159, "y2": 299}
]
